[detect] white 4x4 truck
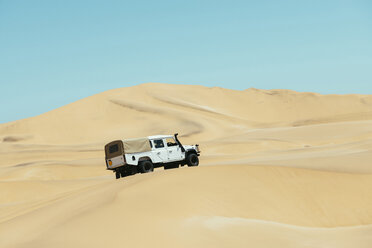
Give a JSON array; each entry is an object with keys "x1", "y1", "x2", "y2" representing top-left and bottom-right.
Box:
[{"x1": 105, "y1": 133, "x2": 200, "y2": 179}]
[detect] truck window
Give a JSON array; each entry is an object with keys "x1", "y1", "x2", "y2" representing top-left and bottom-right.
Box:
[
  {"x1": 149, "y1": 140, "x2": 153, "y2": 148},
  {"x1": 109, "y1": 144, "x2": 119, "y2": 153},
  {"x1": 154, "y1": 139, "x2": 164, "y2": 148},
  {"x1": 166, "y1": 138, "x2": 177, "y2": 147}
]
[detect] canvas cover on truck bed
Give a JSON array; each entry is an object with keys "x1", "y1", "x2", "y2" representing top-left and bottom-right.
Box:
[{"x1": 123, "y1": 137, "x2": 152, "y2": 153}]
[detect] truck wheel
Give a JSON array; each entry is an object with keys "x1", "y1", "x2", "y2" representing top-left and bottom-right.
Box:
[
  {"x1": 139, "y1": 160, "x2": 154, "y2": 173},
  {"x1": 115, "y1": 171, "x2": 120, "y2": 179},
  {"x1": 186, "y1": 154, "x2": 199, "y2": 167}
]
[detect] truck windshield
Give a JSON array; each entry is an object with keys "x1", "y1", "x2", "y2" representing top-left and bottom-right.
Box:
[{"x1": 166, "y1": 138, "x2": 177, "y2": 147}]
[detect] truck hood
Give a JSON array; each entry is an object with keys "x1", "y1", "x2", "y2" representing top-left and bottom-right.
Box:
[{"x1": 183, "y1": 144, "x2": 198, "y2": 151}]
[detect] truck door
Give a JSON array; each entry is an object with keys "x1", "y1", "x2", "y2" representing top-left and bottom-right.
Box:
[
  {"x1": 165, "y1": 137, "x2": 182, "y2": 161},
  {"x1": 153, "y1": 139, "x2": 168, "y2": 161}
]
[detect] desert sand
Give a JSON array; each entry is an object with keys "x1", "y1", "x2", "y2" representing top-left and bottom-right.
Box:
[{"x1": 0, "y1": 83, "x2": 372, "y2": 247}]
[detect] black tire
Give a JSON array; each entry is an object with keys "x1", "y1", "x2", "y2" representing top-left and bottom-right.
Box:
[
  {"x1": 186, "y1": 153, "x2": 199, "y2": 167},
  {"x1": 139, "y1": 160, "x2": 154, "y2": 173},
  {"x1": 115, "y1": 171, "x2": 120, "y2": 179},
  {"x1": 164, "y1": 163, "x2": 180, "y2": 170}
]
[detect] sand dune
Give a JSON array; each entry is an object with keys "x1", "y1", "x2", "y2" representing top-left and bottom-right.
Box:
[
  {"x1": 1, "y1": 83, "x2": 372, "y2": 247},
  {"x1": 2, "y1": 83, "x2": 372, "y2": 144},
  {"x1": 1, "y1": 166, "x2": 372, "y2": 248}
]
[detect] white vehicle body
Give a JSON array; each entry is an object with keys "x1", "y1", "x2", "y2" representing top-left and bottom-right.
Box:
[{"x1": 104, "y1": 134, "x2": 200, "y2": 178}]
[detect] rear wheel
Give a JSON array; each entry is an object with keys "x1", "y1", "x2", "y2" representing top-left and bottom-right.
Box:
[
  {"x1": 115, "y1": 171, "x2": 120, "y2": 179},
  {"x1": 139, "y1": 160, "x2": 154, "y2": 173},
  {"x1": 186, "y1": 153, "x2": 199, "y2": 167}
]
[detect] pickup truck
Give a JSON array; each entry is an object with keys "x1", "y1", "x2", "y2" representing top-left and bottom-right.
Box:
[{"x1": 104, "y1": 133, "x2": 200, "y2": 179}]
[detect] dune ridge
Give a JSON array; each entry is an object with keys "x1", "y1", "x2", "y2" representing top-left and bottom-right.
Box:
[{"x1": 2, "y1": 83, "x2": 372, "y2": 144}]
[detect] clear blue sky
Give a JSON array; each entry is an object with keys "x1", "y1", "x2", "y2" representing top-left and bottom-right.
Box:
[{"x1": 1, "y1": 0, "x2": 371, "y2": 123}]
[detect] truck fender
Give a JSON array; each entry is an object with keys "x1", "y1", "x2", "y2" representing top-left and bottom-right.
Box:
[
  {"x1": 138, "y1": 156, "x2": 152, "y2": 163},
  {"x1": 185, "y1": 149, "x2": 197, "y2": 157}
]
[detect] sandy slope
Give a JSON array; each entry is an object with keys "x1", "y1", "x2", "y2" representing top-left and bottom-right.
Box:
[{"x1": 1, "y1": 83, "x2": 372, "y2": 247}]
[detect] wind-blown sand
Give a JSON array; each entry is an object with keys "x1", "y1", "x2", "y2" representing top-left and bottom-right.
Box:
[{"x1": 1, "y1": 83, "x2": 372, "y2": 247}]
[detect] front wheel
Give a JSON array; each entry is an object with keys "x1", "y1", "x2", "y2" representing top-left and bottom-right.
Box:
[
  {"x1": 115, "y1": 171, "x2": 120, "y2": 179},
  {"x1": 186, "y1": 153, "x2": 199, "y2": 167},
  {"x1": 139, "y1": 160, "x2": 154, "y2": 173}
]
